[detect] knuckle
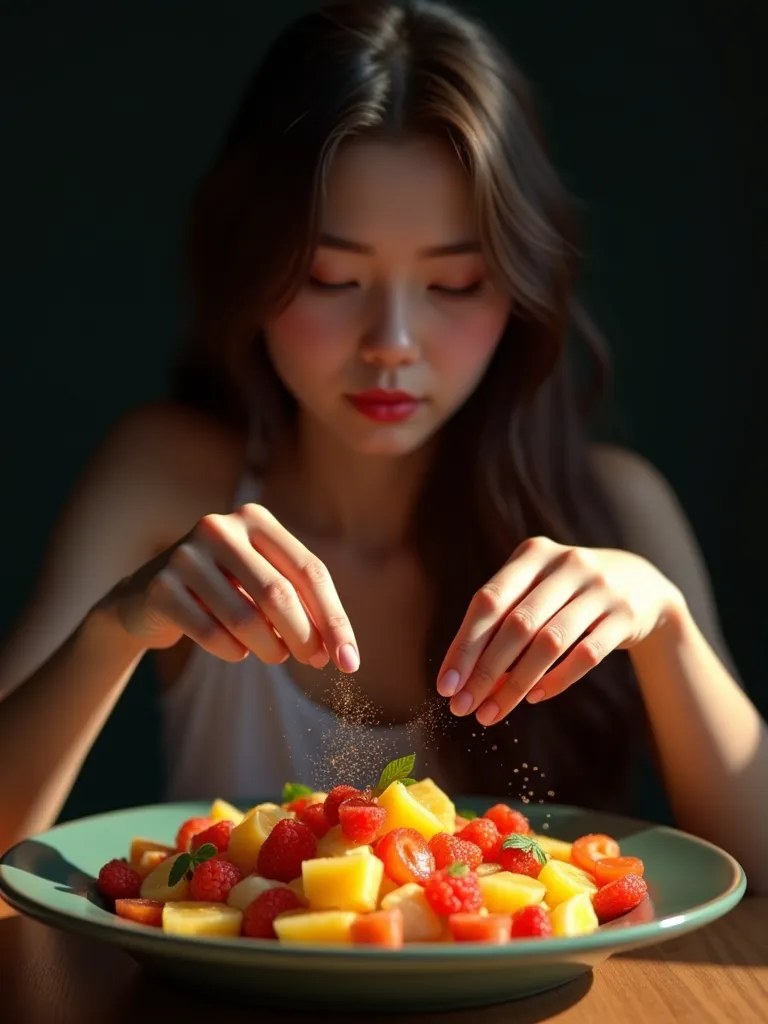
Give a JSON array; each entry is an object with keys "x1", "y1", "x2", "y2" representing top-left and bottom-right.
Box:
[
  {"x1": 455, "y1": 636, "x2": 479, "y2": 657},
  {"x1": 300, "y1": 557, "x2": 329, "y2": 586},
  {"x1": 261, "y1": 577, "x2": 296, "y2": 613},
  {"x1": 538, "y1": 622, "x2": 568, "y2": 655},
  {"x1": 324, "y1": 612, "x2": 350, "y2": 634},
  {"x1": 506, "y1": 605, "x2": 536, "y2": 638},
  {"x1": 564, "y1": 546, "x2": 592, "y2": 573},
  {"x1": 473, "y1": 583, "x2": 504, "y2": 615},
  {"x1": 580, "y1": 637, "x2": 603, "y2": 667},
  {"x1": 196, "y1": 512, "x2": 225, "y2": 536},
  {"x1": 469, "y1": 660, "x2": 497, "y2": 688},
  {"x1": 169, "y1": 541, "x2": 201, "y2": 572},
  {"x1": 518, "y1": 535, "x2": 550, "y2": 556},
  {"x1": 239, "y1": 501, "x2": 272, "y2": 525}
]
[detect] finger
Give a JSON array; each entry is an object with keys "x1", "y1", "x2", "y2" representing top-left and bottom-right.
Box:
[
  {"x1": 524, "y1": 610, "x2": 630, "y2": 705},
  {"x1": 238, "y1": 504, "x2": 359, "y2": 672},
  {"x1": 451, "y1": 568, "x2": 594, "y2": 719},
  {"x1": 197, "y1": 516, "x2": 326, "y2": 666},
  {"x1": 437, "y1": 538, "x2": 556, "y2": 700},
  {"x1": 150, "y1": 569, "x2": 249, "y2": 663},
  {"x1": 169, "y1": 543, "x2": 290, "y2": 665}
]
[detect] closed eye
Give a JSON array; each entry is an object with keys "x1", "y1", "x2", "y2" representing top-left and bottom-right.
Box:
[
  {"x1": 308, "y1": 276, "x2": 358, "y2": 291},
  {"x1": 430, "y1": 281, "x2": 484, "y2": 297}
]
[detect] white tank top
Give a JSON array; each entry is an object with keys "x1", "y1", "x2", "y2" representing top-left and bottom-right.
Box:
[{"x1": 161, "y1": 473, "x2": 447, "y2": 803}]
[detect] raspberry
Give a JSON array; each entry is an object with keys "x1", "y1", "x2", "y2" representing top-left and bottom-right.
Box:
[
  {"x1": 424, "y1": 865, "x2": 483, "y2": 916},
  {"x1": 191, "y1": 819, "x2": 234, "y2": 855},
  {"x1": 511, "y1": 904, "x2": 553, "y2": 938},
  {"x1": 189, "y1": 857, "x2": 243, "y2": 902},
  {"x1": 592, "y1": 873, "x2": 648, "y2": 923},
  {"x1": 286, "y1": 796, "x2": 314, "y2": 814},
  {"x1": 338, "y1": 798, "x2": 386, "y2": 844},
  {"x1": 257, "y1": 818, "x2": 317, "y2": 882},
  {"x1": 97, "y1": 859, "x2": 141, "y2": 901},
  {"x1": 483, "y1": 804, "x2": 531, "y2": 836},
  {"x1": 323, "y1": 785, "x2": 362, "y2": 826},
  {"x1": 242, "y1": 887, "x2": 302, "y2": 939},
  {"x1": 297, "y1": 802, "x2": 332, "y2": 839},
  {"x1": 495, "y1": 843, "x2": 543, "y2": 879},
  {"x1": 428, "y1": 832, "x2": 483, "y2": 871},
  {"x1": 455, "y1": 817, "x2": 500, "y2": 859},
  {"x1": 176, "y1": 816, "x2": 213, "y2": 852}
]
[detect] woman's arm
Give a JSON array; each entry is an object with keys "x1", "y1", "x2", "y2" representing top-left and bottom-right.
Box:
[{"x1": 592, "y1": 445, "x2": 768, "y2": 892}]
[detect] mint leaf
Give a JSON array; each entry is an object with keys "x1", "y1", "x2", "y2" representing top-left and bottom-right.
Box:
[
  {"x1": 168, "y1": 853, "x2": 192, "y2": 887},
  {"x1": 501, "y1": 833, "x2": 548, "y2": 866},
  {"x1": 446, "y1": 862, "x2": 470, "y2": 877},
  {"x1": 457, "y1": 808, "x2": 478, "y2": 821},
  {"x1": 282, "y1": 782, "x2": 313, "y2": 804},
  {"x1": 400, "y1": 778, "x2": 417, "y2": 787},
  {"x1": 374, "y1": 754, "x2": 416, "y2": 796},
  {"x1": 192, "y1": 843, "x2": 217, "y2": 863}
]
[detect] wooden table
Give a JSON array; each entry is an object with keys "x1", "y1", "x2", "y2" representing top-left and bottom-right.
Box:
[{"x1": 1, "y1": 897, "x2": 766, "y2": 1023}]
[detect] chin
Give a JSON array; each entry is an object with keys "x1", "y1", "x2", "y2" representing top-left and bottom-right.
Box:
[{"x1": 340, "y1": 422, "x2": 439, "y2": 458}]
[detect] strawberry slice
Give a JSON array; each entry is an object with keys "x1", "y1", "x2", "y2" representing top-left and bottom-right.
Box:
[{"x1": 375, "y1": 827, "x2": 435, "y2": 885}]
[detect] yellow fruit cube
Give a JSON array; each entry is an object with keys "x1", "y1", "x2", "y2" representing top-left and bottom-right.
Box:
[
  {"x1": 377, "y1": 782, "x2": 444, "y2": 841},
  {"x1": 316, "y1": 825, "x2": 373, "y2": 858},
  {"x1": 550, "y1": 893, "x2": 599, "y2": 937},
  {"x1": 273, "y1": 910, "x2": 357, "y2": 944},
  {"x1": 129, "y1": 837, "x2": 175, "y2": 866},
  {"x1": 380, "y1": 883, "x2": 444, "y2": 941},
  {"x1": 538, "y1": 859, "x2": 597, "y2": 908},
  {"x1": 226, "y1": 874, "x2": 289, "y2": 912},
  {"x1": 288, "y1": 876, "x2": 308, "y2": 905},
  {"x1": 208, "y1": 798, "x2": 245, "y2": 826},
  {"x1": 227, "y1": 805, "x2": 293, "y2": 875},
  {"x1": 302, "y1": 854, "x2": 383, "y2": 913},
  {"x1": 139, "y1": 854, "x2": 191, "y2": 904},
  {"x1": 162, "y1": 901, "x2": 242, "y2": 938},
  {"x1": 407, "y1": 779, "x2": 457, "y2": 832},
  {"x1": 478, "y1": 871, "x2": 546, "y2": 914},
  {"x1": 535, "y1": 835, "x2": 573, "y2": 862},
  {"x1": 476, "y1": 862, "x2": 502, "y2": 877},
  {"x1": 377, "y1": 874, "x2": 400, "y2": 904}
]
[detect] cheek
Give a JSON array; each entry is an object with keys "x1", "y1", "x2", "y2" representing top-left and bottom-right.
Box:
[
  {"x1": 265, "y1": 298, "x2": 349, "y2": 377},
  {"x1": 435, "y1": 305, "x2": 507, "y2": 379}
]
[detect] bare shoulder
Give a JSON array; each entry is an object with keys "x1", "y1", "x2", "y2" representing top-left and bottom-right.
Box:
[{"x1": 589, "y1": 443, "x2": 739, "y2": 675}]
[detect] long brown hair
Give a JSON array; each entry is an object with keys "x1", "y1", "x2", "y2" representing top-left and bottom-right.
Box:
[{"x1": 175, "y1": 0, "x2": 646, "y2": 811}]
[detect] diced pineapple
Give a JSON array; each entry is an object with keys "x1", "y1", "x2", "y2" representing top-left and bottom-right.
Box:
[
  {"x1": 538, "y1": 859, "x2": 597, "y2": 908},
  {"x1": 316, "y1": 825, "x2": 373, "y2": 858},
  {"x1": 477, "y1": 872, "x2": 546, "y2": 914},
  {"x1": 380, "y1": 883, "x2": 444, "y2": 941},
  {"x1": 274, "y1": 910, "x2": 358, "y2": 944},
  {"x1": 550, "y1": 892, "x2": 599, "y2": 937},
  {"x1": 208, "y1": 798, "x2": 245, "y2": 826},
  {"x1": 476, "y1": 862, "x2": 502, "y2": 877},
  {"x1": 226, "y1": 874, "x2": 289, "y2": 912},
  {"x1": 302, "y1": 854, "x2": 383, "y2": 913},
  {"x1": 227, "y1": 805, "x2": 293, "y2": 874},
  {"x1": 288, "y1": 876, "x2": 308, "y2": 905},
  {"x1": 162, "y1": 901, "x2": 242, "y2": 938},
  {"x1": 535, "y1": 835, "x2": 573, "y2": 863},
  {"x1": 139, "y1": 854, "x2": 191, "y2": 904},
  {"x1": 129, "y1": 837, "x2": 175, "y2": 867},
  {"x1": 377, "y1": 781, "x2": 444, "y2": 841},
  {"x1": 377, "y1": 874, "x2": 400, "y2": 905},
  {"x1": 407, "y1": 779, "x2": 456, "y2": 833}
]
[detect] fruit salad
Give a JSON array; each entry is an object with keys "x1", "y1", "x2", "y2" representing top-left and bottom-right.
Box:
[{"x1": 96, "y1": 755, "x2": 649, "y2": 947}]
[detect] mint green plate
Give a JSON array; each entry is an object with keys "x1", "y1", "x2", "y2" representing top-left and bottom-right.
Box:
[{"x1": 0, "y1": 799, "x2": 746, "y2": 1013}]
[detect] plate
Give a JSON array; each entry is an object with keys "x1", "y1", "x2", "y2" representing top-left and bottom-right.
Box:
[{"x1": 0, "y1": 799, "x2": 746, "y2": 1013}]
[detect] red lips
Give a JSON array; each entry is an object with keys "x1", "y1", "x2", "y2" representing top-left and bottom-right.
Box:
[{"x1": 346, "y1": 389, "x2": 422, "y2": 423}]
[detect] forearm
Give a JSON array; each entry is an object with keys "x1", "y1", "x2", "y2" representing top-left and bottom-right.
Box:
[
  {"x1": 0, "y1": 605, "x2": 146, "y2": 854},
  {"x1": 630, "y1": 601, "x2": 768, "y2": 892}
]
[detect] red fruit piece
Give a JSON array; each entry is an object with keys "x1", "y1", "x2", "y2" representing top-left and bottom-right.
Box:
[
  {"x1": 424, "y1": 864, "x2": 483, "y2": 916},
  {"x1": 455, "y1": 818, "x2": 500, "y2": 859},
  {"x1": 511, "y1": 904, "x2": 553, "y2": 938},
  {"x1": 594, "y1": 856, "x2": 645, "y2": 887},
  {"x1": 449, "y1": 913, "x2": 511, "y2": 943},
  {"x1": 496, "y1": 843, "x2": 543, "y2": 879},
  {"x1": 189, "y1": 857, "x2": 242, "y2": 902},
  {"x1": 323, "y1": 785, "x2": 362, "y2": 826},
  {"x1": 375, "y1": 827, "x2": 436, "y2": 886},
  {"x1": 257, "y1": 818, "x2": 318, "y2": 883},
  {"x1": 350, "y1": 908, "x2": 404, "y2": 948},
  {"x1": 242, "y1": 887, "x2": 302, "y2": 939},
  {"x1": 115, "y1": 898, "x2": 163, "y2": 927},
  {"x1": 286, "y1": 796, "x2": 314, "y2": 814},
  {"x1": 176, "y1": 816, "x2": 213, "y2": 853},
  {"x1": 428, "y1": 832, "x2": 483, "y2": 871},
  {"x1": 592, "y1": 873, "x2": 648, "y2": 923},
  {"x1": 97, "y1": 859, "x2": 141, "y2": 901},
  {"x1": 571, "y1": 833, "x2": 620, "y2": 874},
  {"x1": 483, "y1": 804, "x2": 531, "y2": 836},
  {"x1": 338, "y1": 798, "x2": 386, "y2": 844},
  {"x1": 297, "y1": 802, "x2": 332, "y2": 839},
  {"x1": 191, "y1": 819, "x2": 234, "y2": 855}
]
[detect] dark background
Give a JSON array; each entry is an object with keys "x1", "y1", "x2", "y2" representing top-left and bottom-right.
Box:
[{"x1": 1, "y1": 1, "x2": 765, "y2": 821}]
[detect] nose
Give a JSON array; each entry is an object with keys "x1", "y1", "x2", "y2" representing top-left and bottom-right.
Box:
[{"x1": 359, "y1": 286, "x2": 420, "y2": 367}]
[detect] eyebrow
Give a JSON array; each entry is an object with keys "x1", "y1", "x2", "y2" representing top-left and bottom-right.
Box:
[{"x1": 317, "y1": 233, "x2": 482, "y2": 258}]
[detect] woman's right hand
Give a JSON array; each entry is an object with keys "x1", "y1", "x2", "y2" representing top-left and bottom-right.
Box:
[{"x1": 107, "y1": 503, "x2": 359, "y2": 673}]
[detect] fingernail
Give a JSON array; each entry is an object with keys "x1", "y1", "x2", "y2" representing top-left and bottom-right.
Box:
[
  {"x1": 452, "y1": 690, "x2": 474, "y2": 716},
  {"x1": 338, "y1": 643, "x2": 360, "y2": 673},
  {"x1": 437, "y1": 669, "x2": 461, "y2": 697},
  {"x1": 527, "y1": 688, "x2": 545, "y2": 704},
  {"x1": 476, "y1": 700, "x2": 499, "y2": 727},
  {"x1": 309, "y1": 651, "x2": 329, "y2": 669}
]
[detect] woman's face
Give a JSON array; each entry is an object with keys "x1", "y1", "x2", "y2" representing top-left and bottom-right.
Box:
[{"x1": 264, "y1": 136, "x2": 512, "y2": 456}]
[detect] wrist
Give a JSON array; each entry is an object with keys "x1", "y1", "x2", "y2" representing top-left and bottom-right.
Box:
[{"x1": 82, "y1": 597, "x2": 148, "y2": 660}]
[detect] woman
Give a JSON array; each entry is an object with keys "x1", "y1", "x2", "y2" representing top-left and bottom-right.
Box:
[{"x1": 1, "y1": 0, "x2": 766, "y2": 889}]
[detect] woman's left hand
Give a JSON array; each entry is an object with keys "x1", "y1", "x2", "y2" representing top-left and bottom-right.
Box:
[{"x1": 436, "y1": 536, "x2": 684, "y2": 726}]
